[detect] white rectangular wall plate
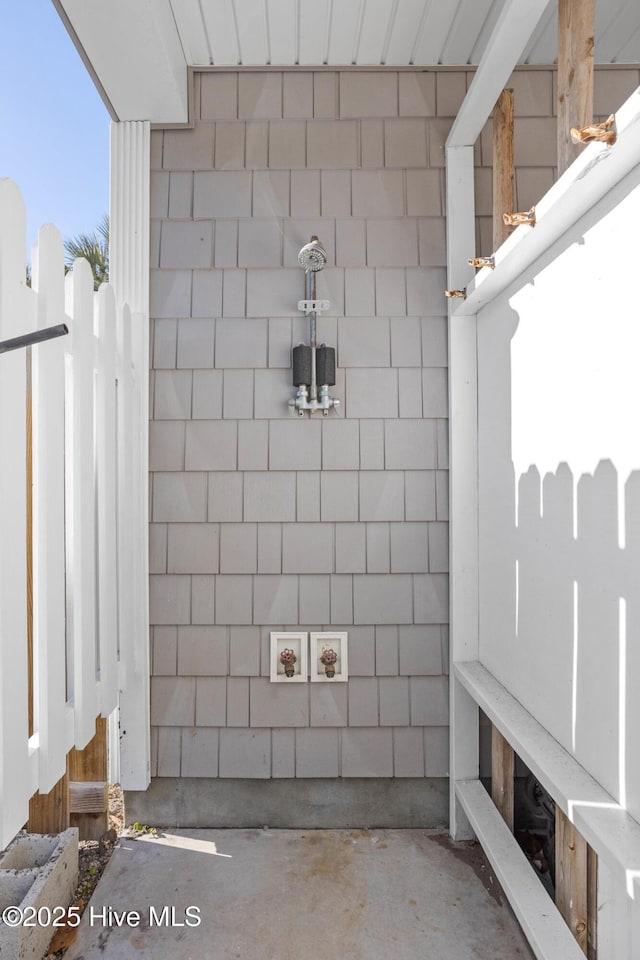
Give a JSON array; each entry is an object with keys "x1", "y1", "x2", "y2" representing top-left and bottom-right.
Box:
[
  {"x1": 270, "y1": 632, "x2": 308, "y2": 682},
  {"x1": 310, "y1": 632, "x2": 348, "y2": 682}
]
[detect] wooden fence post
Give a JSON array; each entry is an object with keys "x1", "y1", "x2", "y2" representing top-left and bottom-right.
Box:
[{"x1": 68, "y1": 717, "x2": 109, "y2": 841}]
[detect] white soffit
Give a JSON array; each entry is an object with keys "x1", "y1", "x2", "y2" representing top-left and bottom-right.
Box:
[
  {"x1": 54, "y1": 0, "x2": 640, "y2": 123},
  {"x1": 52, "y1": 0, "x2": 189, "y2": 123},
  {"x1": 173, "y1": 0, "x2": 640, "y2": 67}
]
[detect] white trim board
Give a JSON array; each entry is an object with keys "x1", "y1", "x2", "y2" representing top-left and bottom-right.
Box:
[
  {"x1": 456, "y1": 779, "x2": 586, "y2": 960},
  {"x1": 455, "y1": 660, "x2": 640, "y2": 892},
  {"x1": 447, "y1": 0, "x2": 554, "y2": 149}
]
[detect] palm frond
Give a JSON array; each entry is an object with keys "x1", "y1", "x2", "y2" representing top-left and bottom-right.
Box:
[{"x1": 64, "y1": 216, "x2": 109, "y2": 291}]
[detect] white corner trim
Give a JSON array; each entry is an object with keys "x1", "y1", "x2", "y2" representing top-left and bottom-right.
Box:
[{"x1": 110, "y1": 121, "x2": 151, "y2": 791}]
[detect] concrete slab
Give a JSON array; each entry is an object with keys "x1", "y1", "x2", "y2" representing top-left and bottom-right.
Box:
[{"x1": 65, "y1": 829, "x2": 535, "y2": 960}]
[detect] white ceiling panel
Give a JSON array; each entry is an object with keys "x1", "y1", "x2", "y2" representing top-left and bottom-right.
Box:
[
  {"x1": 384, "y1": 0, "x2": 429, "y2": 65},
  {"x1": 267, "y1": 0, "x2": 298, "y2": 65},
  {"x1": 468, "y1": 0, "x2": 509, "y2": 63},
  {"x1": 171, "y1": 0, "x2": 211, "y2": 64},
  {"x1": 614, "y1": 21, "x2": 640, "y2": 63},
  {"x1": 597, "y1": 0, "x2": 640, "y2": 62},
  {"x1": 356, "y1": 0, "x2": 397, "y2": 64},
  {"x1": 235, "y1": 1, "x2": 269, "y2": 64},
  {"x1": 326, "y1": 0, "x2": 364, "y2": 66},
  {"x1": 200, "y1": 0, "x2": 239, "y2": 65},
  {"x1": 412, "y1": 1, "x2": 461, "y2": 65},
  {"x1": 298, "y1": 0, "x2": 331, "y2": 65},
  {"x1": 441, "y1": 0, "x2": 495, "y2": 64},
  {"x1": 521, "y1": 3, "x2": 557, "y2": 63}
]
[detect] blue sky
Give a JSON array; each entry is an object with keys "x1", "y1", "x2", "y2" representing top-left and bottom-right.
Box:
[{"x1": 0, "y1": 0, "x2": 110, "y2": 259}]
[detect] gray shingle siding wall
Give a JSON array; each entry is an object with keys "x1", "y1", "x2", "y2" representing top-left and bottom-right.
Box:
[{"x1": 148, "y1": 66, "x2": 566, "y2": 781}]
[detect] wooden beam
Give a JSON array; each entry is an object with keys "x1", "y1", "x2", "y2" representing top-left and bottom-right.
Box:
[
  {"x1": 68, "y1": 716, "x2": 109, "y2": 840},
  {"x1": 556, "y1": 806, "x2": 588, "y2": 954},
  {"x1": 492, "y1": 88, "x2": 515, "y2": 251},
  {"x1": 587, "y1": 845, "x2": 597, "y2": 960},
  {"x1": 28, "y1": 762, "x2": 69, "y2": 834},
  {"x1": 491, "y1": 725, "x2": 515, "y2": 831},
  {"x1": 557, "y1": 0, "x2": 595, "y2": 175}
]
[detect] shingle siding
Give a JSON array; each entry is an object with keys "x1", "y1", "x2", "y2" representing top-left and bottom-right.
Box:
[{"x1": 149, "y1": 65, "x2": 561, "y2": 779}]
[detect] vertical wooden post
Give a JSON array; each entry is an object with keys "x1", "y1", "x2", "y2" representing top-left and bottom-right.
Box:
[
  {"x1": 491, "y1": 726, "x2": 515, "y2": 831},
  {"x1": 587, "y1": 845, "x2": 597, "y2": 960},
  {"x1": 556, "y1": 806, "x2": 588, "y2": 954},
  {"x1": 557, "y1": 0, "x2": 595, "y2": 175},
  {"x1": 27, "y1": 762, "x2": 69, "y2": 834},
  {"x1": 68, "y1": 717, "x2": 109, "y2": 840},
  {"x1": 492, "y1": 88, "x2": 515, "y2": 251}
]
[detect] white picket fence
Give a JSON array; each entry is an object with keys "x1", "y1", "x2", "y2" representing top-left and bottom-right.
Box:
[{"x1": 0, "y1": 179, "x2": 148, "y2": 849}]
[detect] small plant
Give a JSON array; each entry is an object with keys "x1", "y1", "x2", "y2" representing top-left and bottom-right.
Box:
[
  {"x1": 320, "y1": 647, "x2": 338, "y2": 678},
  {"x1": 279, "y1": 648, "x2": 297, "y2": 678}
]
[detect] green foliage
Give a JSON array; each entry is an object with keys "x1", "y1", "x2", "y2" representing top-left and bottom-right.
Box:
[{"x1": 64, "y1": 215, "x2": 109, "y2": 290}]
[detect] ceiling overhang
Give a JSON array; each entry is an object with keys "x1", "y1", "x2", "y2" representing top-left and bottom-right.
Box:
[{"x1": 53, "y1": 0, "x2": 640, "y2": 126}]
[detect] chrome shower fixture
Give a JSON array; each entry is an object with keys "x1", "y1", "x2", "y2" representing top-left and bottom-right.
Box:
[
  {"x1": 289, "y1": 236, "x2": 339, "y2": 417},
  {"x1": 297, "y1": 236, "x2": 327, "y2": 272}
]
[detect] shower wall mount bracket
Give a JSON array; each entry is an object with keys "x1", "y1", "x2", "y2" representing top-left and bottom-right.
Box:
[{"x1": 298, "y1": 299, "x2": 330, "y2": 314}]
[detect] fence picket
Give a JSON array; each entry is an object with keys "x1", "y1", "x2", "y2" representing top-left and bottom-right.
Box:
[
  {"x1": 116, "y1": 303, "x2": 135, "y2": 689},
  {"x1": 64, "y1": 260, "x2": 99, "y2": 750},
  {"x1": 95, "y1": 284, "x2": 119, "y2": 716},
  {"x1": 31, "y1": 224, "x2": 73, "y2": 792},
  {"x1": 0, "y1": 181, "x2": 36, "y2": 846}
]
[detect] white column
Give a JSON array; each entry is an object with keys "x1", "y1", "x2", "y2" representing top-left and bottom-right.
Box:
[
  {"x1": 110, "y1": 121, "x2": 151, "y2": 790},
  {"x1": 446, "y1": 144, "x2": 479, "y2": 840}
]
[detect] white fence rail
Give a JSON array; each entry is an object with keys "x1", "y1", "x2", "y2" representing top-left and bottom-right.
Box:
[{"x1": 0, "y1": 179, "x2": 147, "y2": 848}]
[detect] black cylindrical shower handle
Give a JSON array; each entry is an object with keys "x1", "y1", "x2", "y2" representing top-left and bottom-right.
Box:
[
  {"x1": 292, "y1": 344, "x2": 313, "y2": 387},
  {"x1": 316, "y1": 346, "x2": 336, "y2": 387}
]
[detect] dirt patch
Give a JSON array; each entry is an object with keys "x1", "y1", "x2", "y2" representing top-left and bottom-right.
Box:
[
  {"x1": 45, "y1": 784, "x2": 124, "y2": 957},
  {"x1": 427, "y1": 834, "x2": 504, "y2": 905}
]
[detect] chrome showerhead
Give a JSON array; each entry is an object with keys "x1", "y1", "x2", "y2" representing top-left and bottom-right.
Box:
[{"x1": 298, "y1": 236, "x2": 327, "y2": 272}]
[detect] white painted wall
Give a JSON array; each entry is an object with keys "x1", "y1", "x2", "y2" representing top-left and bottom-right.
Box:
[{"x1": 477, "y1": 161, "x2": 640, "y2": 822}]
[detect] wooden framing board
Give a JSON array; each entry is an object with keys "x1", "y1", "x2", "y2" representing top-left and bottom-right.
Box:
[
  {"x1": 491, "y1": 725, "x2": 515, "y2": 831},
  {"x1": 556, "y1": 805, "x2": 588, "y2": 953},
  {"x1": 457, "y1": 779, "x2": 586, "y2": 960},
  {"x1": 27, "y1": 765, "x2": 69, "y2": 835}
]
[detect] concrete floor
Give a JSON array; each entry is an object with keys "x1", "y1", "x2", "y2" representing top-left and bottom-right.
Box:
[{"x1": 65, "y1": 829, "x2": 535, "y2": 960}]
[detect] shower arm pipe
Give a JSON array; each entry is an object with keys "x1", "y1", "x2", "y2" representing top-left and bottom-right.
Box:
[{"x1": 306, "y1": 268, "x2": 318, "y2": 401}]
